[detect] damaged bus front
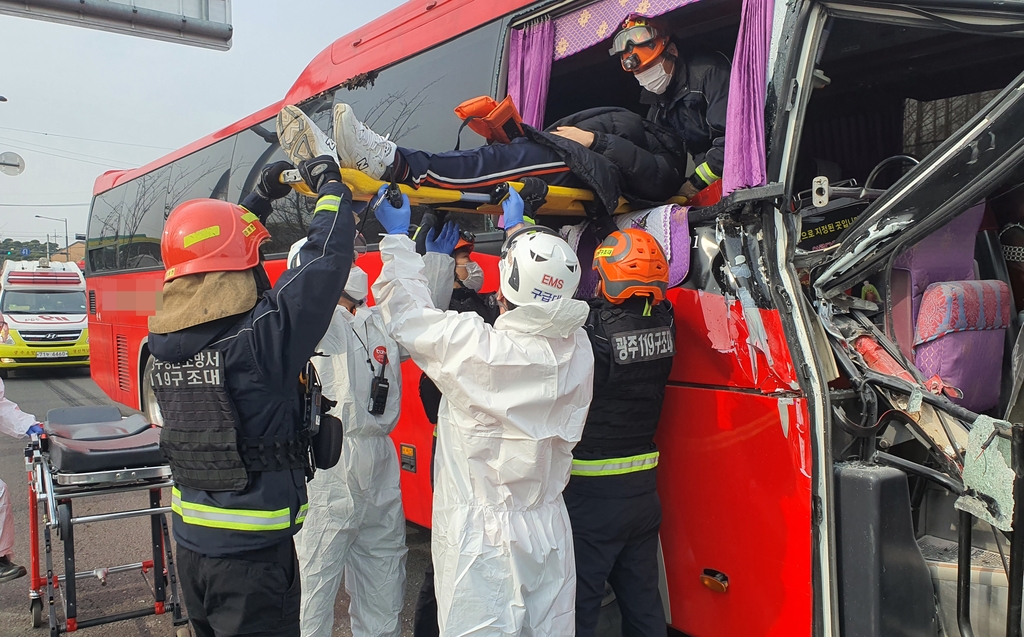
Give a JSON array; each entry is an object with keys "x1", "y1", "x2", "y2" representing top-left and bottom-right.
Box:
[{"x1": 755, "y1": 0, "x2": 1024, "y2": 633}]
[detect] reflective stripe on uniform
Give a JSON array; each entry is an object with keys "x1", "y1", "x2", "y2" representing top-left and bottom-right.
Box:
[
  {"x1": 571, "y1": 451, "x2": 659, "y2": 476},
  {"x1": 171, "y1": 487, "x2": 294, "y2": 532},
  {"x1": 314, "y1": 194, "x2": 342, "y2": 215},
  {"x1": 295, "y1": 503, "x2": 309, "y2": 525},
  {"x1": 694, "y1": 162, "x2": 720, "y2": 186}
]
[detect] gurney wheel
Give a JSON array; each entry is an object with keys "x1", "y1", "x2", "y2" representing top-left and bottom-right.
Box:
[
  {"x1": 30, "y1": 597, "x2": 42, "y2": 628},
  {"x1": 175, "y1": 626, "x2": 192, "y2": 637},
  {"x1": 57, "y1": 504, "x2": 71, "y2": 540}
]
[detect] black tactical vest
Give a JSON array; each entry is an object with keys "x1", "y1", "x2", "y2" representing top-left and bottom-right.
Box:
[
  {"x1": 579, "y1": 298, "x2": 676, "y2": 460},
  {"x1": 153, "y1": 349, "x2": 309, "y2": 491}
]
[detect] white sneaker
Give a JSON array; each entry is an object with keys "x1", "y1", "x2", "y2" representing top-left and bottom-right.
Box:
[
  {"x1": 276, "y1": 105, "x2": 338, "y2": 166},
  {"x1": 333, "y1": 103, "x2": 397, "y2": 180}
]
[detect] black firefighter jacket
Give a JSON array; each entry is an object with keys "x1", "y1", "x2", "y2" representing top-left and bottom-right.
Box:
[
  {"x1": 523, "y1": 50, "x2": 730, "y2": 216},
  {"x1": 148, "y1": 183, "x2": 354, "y2": 556}
]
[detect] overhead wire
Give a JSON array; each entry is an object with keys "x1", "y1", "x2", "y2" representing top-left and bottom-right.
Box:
[
  {"x1": 0, "y1": 136, "x2": 136, "y2": 167},
  {"x1": 0, "y1": 202, "x2": 90, "y2": 207},
  {"x1": 0, "y1": 125, "x2": 174, "y2": 151}
]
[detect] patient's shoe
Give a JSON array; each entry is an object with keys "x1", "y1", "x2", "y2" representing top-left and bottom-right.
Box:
[
  {"x1": 333, "y1": 103, "x2": 396, "y2": 180},
  {"x1": 0, "y1": 556, "x2": 27, "y2": 583},
  {"x1": 276, "y1": 105, "x2": 337, "y2": 166}
]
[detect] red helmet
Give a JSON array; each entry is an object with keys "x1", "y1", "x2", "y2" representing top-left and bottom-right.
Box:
[
  {"x1": 161, "y1": 199, "x2": 270, "y2": 282},
  {"x1": 593, "y1": 228, "x2": 669, "y2": 304}
]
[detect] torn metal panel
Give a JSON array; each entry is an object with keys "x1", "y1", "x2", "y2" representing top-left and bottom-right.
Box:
[{"x1": 956, "y1": 416, "x2": 1015, "y2": 532}]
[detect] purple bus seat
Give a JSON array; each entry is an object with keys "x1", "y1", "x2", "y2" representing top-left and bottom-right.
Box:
[
  {"x1": 562, "y1": 204, "x2": 691, "y2": 299},
  {"x1": 913, "y1": 280, "x2": 1011, "y2": 413},
  {"x1": 891, "y1": 203, "x2": 986, "y2": 361}
]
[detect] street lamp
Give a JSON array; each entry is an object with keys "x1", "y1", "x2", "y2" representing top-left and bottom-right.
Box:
[
  {"x1": 35, "y1": 215, "x2": 69, "y2": 260},
  {"x1": 0, "y1": 96, "x2": 7, "y2": 102}
]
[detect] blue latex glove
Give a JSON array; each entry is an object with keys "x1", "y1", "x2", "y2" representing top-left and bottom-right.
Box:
[
  {"x1": 374, "y1": 185, "x2": 412, "y2": 235},
  {"x1": 501, "y1": 185, "x2": 525, "y2": 230},
  {"x1": 26, "y1": 424, "x2": 43, "y2": 436},
  {"x1": 426, "y1": 221, "x2": 460, "y2": 255}
]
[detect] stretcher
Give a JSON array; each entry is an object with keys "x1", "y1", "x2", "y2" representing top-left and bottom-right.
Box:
[
  {"x1": 25, "y1": 406, "x2": 186, "y2": 636},
  {"x1": 281, "y1": 168, "x2": 704, "y2": 216}
]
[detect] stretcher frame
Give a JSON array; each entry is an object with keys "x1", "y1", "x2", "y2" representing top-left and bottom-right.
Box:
[
  {"x1": 281, "y1": 168, "x2": 695, "y2": 216},
  {"x1": 24, "y1": 434, "x2": 186, "y2": 636}
]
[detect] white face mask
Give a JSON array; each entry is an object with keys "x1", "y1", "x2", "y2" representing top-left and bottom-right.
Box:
[
  {"x1": 635, "y1": 58, "x2": 673, "y2": 95},
  {"x1": 344, "y1": 266, "x2": 369, "y2": 302},
  {"x1": 459, "y1": 261, "x2": 485, "y2": 292}
]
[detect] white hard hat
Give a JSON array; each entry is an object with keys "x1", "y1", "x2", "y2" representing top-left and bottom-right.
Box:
[
  {"x1": 287, "y1": 237, "x2": 307, "y2": 269},
  {"x1": 498, "y1": 227, "x2": 581, "y2": 307}
]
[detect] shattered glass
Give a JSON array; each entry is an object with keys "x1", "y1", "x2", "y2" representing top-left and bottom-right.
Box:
[{"x1": 955, "y1": 415, "x2": 1015, "y2": 532}]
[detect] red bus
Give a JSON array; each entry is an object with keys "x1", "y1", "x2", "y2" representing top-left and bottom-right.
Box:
[{"x1": 86, "y1": 0, "x2": 1024, "y2": 635}]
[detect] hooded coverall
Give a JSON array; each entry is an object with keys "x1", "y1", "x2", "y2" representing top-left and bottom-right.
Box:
[
  {"x1": 372, "y1": 234, "x2": 594, "y2": 637},
  {"x1": 295, "y1": 254, "x2": 453, "y2": 637},
  {"x1": 0, "y1": 378, "x2": 36, "y2": 560}
]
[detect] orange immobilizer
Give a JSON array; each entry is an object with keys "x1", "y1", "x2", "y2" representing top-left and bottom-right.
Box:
[{"x1": 454, "y1": 95, "x2": 525, "y2": 146}]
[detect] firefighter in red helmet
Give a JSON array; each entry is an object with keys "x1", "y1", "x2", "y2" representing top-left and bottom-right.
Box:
[
  {"x1": 147, "y1": 146, "x2": 355, "y2": 637},
  {"x1": 569, "y1": 228, "x2": 677, "y2": 637}
]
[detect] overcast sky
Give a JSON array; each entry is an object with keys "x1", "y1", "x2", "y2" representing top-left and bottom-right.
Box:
[{"x1": 0, "y1": 0, "x2": 405, "y2": 245}]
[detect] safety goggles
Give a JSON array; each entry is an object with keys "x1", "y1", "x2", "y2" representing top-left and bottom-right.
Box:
[{"x1": 608, "y1": 24, "x2": 660, "y2": 57}]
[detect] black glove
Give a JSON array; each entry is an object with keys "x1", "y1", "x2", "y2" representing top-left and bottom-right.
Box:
[
  {"x1": 519, "y1": 177, "x2": 549, "y2": 219},
  {"x1": 255, "y1": 161, "x2": 295, "y2": 201},
  {"x1": 298, "y1": 155, "x2": 343, "y2": 194}
]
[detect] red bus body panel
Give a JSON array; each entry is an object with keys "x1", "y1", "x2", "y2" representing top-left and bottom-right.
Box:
[
  {"x1": 87, "y1": 1, "x2": 815, "y2": 633},
  {"x1": 657, "y1": 287, "x2": 812, "y2": 636}
]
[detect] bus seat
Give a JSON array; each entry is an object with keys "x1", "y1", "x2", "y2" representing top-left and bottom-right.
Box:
[
  {"x1": 890, "y1": 203, "x2": 987, "y2": 361},
  {"x1": 913, "y1": 280, "x2": 1011, "y2": 413}
]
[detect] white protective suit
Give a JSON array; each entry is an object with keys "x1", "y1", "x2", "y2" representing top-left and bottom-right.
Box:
[
  {"x1": 0, "y1": 378, "x2": 36, "y2": 558},
  {"x1": 372, "y1": 235, "x2": 595, "y2": 637},
  {"x1": 295, "y1": 253, "x2": 453, "y2": 637}
]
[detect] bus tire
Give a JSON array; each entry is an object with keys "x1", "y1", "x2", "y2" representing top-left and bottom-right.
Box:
[
  {"x1": 140, "y1": 355, "x2": 163, "y2": 427},
  {"x1": 0, "y1": 369, "x2": 8, "y2": 380}
]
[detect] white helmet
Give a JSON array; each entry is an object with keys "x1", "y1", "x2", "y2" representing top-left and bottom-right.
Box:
[{"x1": 498, "y1": 227, "x2": 581, "y2": 307}]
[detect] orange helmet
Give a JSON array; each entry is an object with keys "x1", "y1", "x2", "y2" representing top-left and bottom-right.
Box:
[
  {"x1": 593, "y1": 228, "x2": 669, "y2": 304},
  {"x1": 161, "y1": 199, "x2": 270, "y2": 282},
  {"x1": 609, "y1": 15, "x2": 670, "y2": 72},
  {"x1": 454, "y1": 228, "x2": 476, "y2": 254}
]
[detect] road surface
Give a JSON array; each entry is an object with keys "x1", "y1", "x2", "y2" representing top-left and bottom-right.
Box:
[{"x1": 0, "y1": 368, "x2": 431, "y2": 637}]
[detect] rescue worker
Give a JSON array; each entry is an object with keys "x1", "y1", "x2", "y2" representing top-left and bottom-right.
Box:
[
  {"x1": 371, "y1": 185, "x2": 594, "y2": 636},
  {"x1": 411, "y1": 223, "x2": 498, "y2": 637},
  {"x1": 147, "y1": 105, "x2": 355, "y2": 637},
  {"x1": 0, "y1": 325, "x2": 41, "y2": 583},
  {"x1": 287, "y1": 229, "x2": 454, "y2": 637},
  {"x1": 569, "y1": 229, "x2": 676, "y2": 637},
  {"x1": 306, "y1": 14, "x2": 728, "y2": 218}
]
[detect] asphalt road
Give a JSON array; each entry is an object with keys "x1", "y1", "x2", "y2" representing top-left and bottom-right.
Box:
[{"x1": 0, "y1": 368, "x2": 431, "y2": 637}]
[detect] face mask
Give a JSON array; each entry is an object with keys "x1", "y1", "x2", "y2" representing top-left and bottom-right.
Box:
[
  {"x1": 635, "y1": 58, "x2": 673, "y2": 94},
  {"x1": 459, "y1": 261, "x2": 485, "y2": 292},
  {"x1": 344, "y1": 266, "x2": 369, "y2": 302}
]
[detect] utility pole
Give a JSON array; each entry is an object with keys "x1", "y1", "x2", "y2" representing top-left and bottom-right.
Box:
[
  {"x1": 36, "y1": 215, "x2": 69, "y2": 261},
  {"x1": 45, "y1": 234, "x2": 50, "y2": 259}
]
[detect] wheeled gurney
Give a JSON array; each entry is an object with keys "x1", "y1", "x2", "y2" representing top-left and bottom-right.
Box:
[{"x1": 25, "y1": 405, "x2": 186, "y2": 636}]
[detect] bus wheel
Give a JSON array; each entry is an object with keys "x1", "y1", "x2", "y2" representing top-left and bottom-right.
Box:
[
  {"x1": 140, "y1": 355, "x2": 164, "y2": 427},
  {"x1": 0, "y1": 369, "x2": 8, "y2": 380}
]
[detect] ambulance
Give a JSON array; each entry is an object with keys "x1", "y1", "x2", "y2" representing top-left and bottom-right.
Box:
[{"x1": 0, "y1": 259, "x2": 89, "y2": 376}]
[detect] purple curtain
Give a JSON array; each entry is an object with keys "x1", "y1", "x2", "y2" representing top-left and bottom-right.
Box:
[
  {"x1": 723, "y1": 0, "x2": 774, "y2": 195},
  {"x1": 551, "y1": 0, "x2": 700, "y2": 61},
  {"x1": 508, "y1": 20, "x2": 554, "y2": 129}
]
